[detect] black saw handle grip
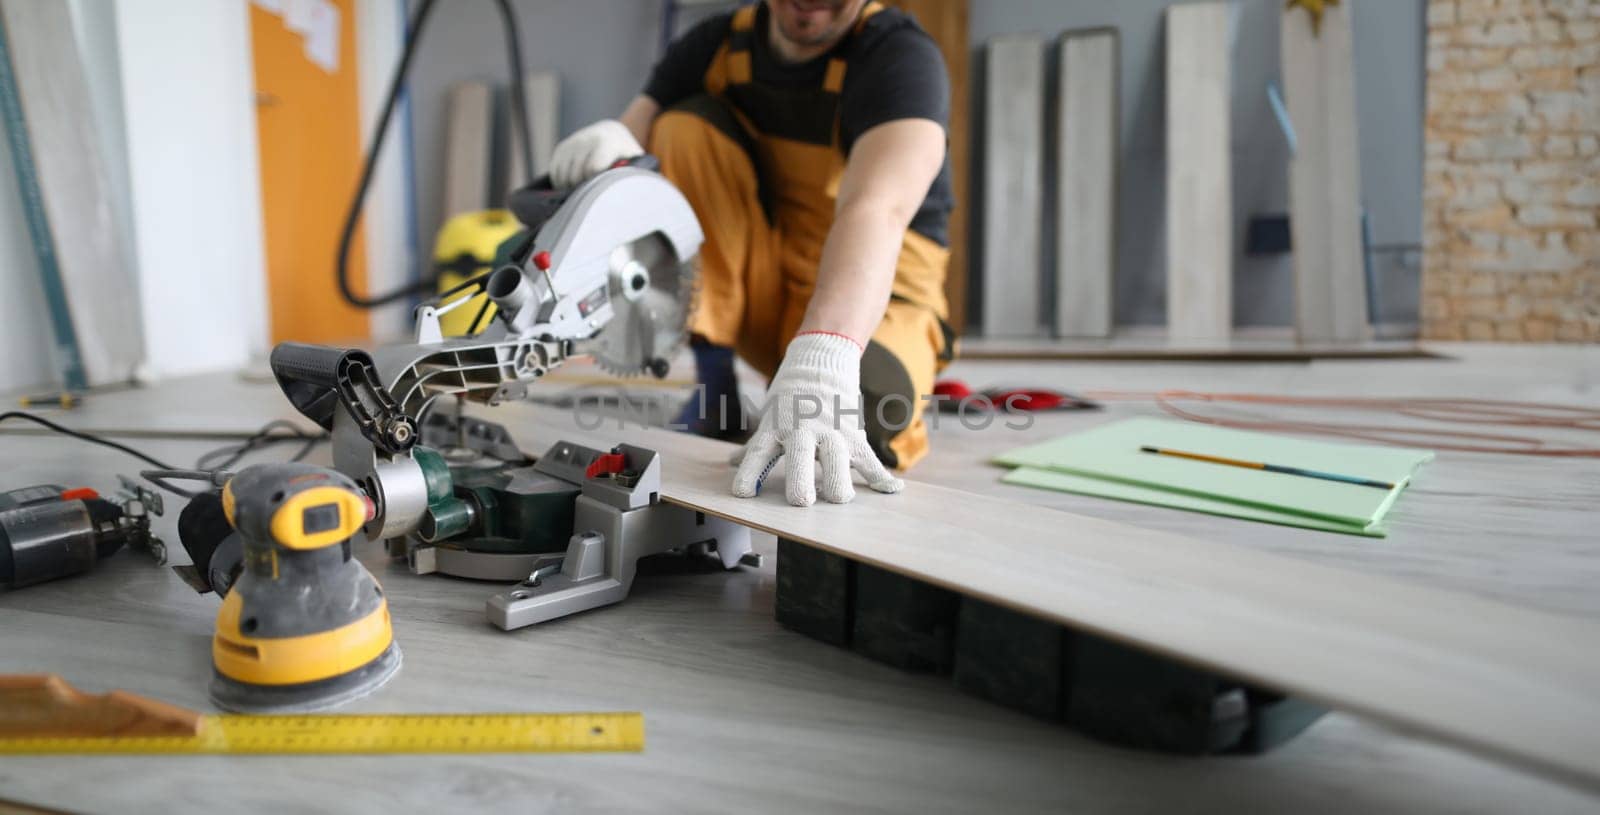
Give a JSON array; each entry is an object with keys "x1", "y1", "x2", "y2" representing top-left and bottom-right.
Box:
[
  {"x1": 507, "y1": 154, "x2": 661, "y2": 231},
  {"x1": 269, "y1": 342, "x2": 417, "y2": 455},
  {"x1": 270, "y1": 342, "x2": 358, "y2": 432}
]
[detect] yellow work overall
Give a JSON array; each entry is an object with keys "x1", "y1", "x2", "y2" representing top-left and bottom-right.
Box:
[{"x1": 650, "y1": 1, "x2": 952, "y2": 469}]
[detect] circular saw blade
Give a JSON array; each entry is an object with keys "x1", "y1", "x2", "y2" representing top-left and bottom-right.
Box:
[{"x1": 583, "y1": 233, "x2": 698, "y2": 377}]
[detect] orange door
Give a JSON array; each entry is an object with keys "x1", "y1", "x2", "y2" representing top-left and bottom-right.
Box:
[{"x1": 250, "y1": 0, "x2": 370, "y2": 343}]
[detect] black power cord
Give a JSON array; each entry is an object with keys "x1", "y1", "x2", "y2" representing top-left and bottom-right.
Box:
[
  {"x1": 1, "y1": 411, "x2": 197, "y2": 497},
  {"x1": 194, "y1": 420, "x2": 326, "y2": 471},
  {"x1": 338, "y1": 0, "x2": 535, "y2": 308},
  {"x1": 1, "y1": 410, "x2": 178, "y2": 472},
  {"x1": 1, "y1": 412, "x2": 329, "y2": 499}
]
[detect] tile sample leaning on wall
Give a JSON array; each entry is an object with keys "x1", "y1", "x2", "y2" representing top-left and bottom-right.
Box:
[
  {"x1": 1165, "y1": 1, "x2": 1234, "y2": 342},
  {"x1": 1283, "y1": 0, "x2": 1368, "y2": 344},
  {"x1": 443, "y1": 80, "x2": 493, "y2": 217},
  {"x1": 503, "y1": 71, "x2": 560, "y2": 192},
  {"x1": 981, "y1": 34, "x2": 1045, "y2": 339},
  {"x1": 1054, "y1": 28, "x2": 1118, "y2": 338}
]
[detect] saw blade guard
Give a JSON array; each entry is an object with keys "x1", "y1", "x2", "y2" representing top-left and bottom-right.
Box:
[{"x1": 490, "y1": 167, "x2": 703, "y2": 376}]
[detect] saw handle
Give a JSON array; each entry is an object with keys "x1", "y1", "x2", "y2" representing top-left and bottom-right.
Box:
[
  {"x1": 507, "y1": 154, "x2": 662, "y2": 231},
  {"x1": 270, "y1": 343, "x2": 417, "y2": 455},
  {"x1": 270, "y1": 342, "x2": 355, "y2": 431}
]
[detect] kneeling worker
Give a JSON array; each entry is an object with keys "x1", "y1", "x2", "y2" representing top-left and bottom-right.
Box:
[{"x1": 550, "y1": 0, "x2": 954, "y2": 507}]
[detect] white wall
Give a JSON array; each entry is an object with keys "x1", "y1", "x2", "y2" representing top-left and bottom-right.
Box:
[
  {"x1": 2, "y1": 0, "x2": 428, "y2": 391},
  {"x1": 357, "y1": 0, "x2": 419, "y2": 341},
  {"x1": 0, "y1": 0, "x2": 142, "y2": 394},
  {"x1": 114, "y1": 0, "x2": 268, "y2": 379}
]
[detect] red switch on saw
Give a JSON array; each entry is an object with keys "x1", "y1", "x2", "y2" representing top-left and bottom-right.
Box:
[
  {"x1": 532, "y1": 250, "x2": 552, "y2": 271},
  {"x1": 585, "y1": 452, "x2": 627, "y2": 480}
]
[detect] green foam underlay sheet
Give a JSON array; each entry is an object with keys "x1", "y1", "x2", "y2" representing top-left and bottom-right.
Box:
[{"x1": 994, "y1": 418, "x2": 1433, "y2": 536}]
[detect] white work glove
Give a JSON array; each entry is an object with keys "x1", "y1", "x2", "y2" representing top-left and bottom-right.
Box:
[
  {"x1": 549, "y1": 119, "x2": 643, "y2": 189},
  {"x1": 732, "y1": 332, "x2": 905, "y2": 507}
]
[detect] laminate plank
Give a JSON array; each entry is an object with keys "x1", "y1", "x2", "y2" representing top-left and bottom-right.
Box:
[
  {"x1": 980, "y1": 35, "x2": 1044, "y2": 339},
  {"x1": 1282, "y1": 1, "x2": 1369, "y2": 343},
  {"x1": 918, "y1": 348, "x2": 1600, "y2": 622},
  {"x1": 498, "y1": 401, "x2": 1600, "y2": 790},
  {"x1": 441, "y1": 80, "x2": 492, "y2": 217},
  {"x1": 1165, "y1": 2, "x2": 1233, "y2": 341},
  {"x1": 1055, "y1": 29, "x2": 1118, "y2": 338}
]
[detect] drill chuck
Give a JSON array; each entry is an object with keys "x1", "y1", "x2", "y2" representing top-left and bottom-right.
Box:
[{"x1": 0, "y1": 494, "x2": 125, "y2": 589}]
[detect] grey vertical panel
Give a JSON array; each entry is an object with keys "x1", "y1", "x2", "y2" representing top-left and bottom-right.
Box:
[
  {"x1": 981, "y1": 35, "x2": 1044, "y2": 339},
  {"x1": 1165, "y1": 2, "x2": 1233, "y2": 341},
  {"x1": 1054, "y1": 29, "x2": 1118, "y2": 338},
  {"x1": 442, "y1": 81, "x2": 492, "y2": 217},
  {"x1": 1283, "y1": 3, "x2": 1369, "y2": 343},
  {"x1": 504, "y1": 71, "x2": 560, "y2": 192}
]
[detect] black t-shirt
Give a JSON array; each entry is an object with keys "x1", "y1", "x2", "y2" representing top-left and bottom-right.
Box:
[{"x1": 643, "y1": 4, "x2": 954, "y2": 246}]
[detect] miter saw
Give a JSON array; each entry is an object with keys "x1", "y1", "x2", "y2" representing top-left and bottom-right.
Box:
[{"x1": 261, "y1": 162, "x2": 757, "y2": 630}]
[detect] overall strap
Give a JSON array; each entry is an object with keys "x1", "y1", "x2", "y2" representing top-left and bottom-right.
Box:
[
  {"x1": 703, "y1": 4, "x2": 758, "y2": 95},
  {"x1": 704, "y1": 1, "x2": 888, "y2": 145},
  {"x1": 725, "y1": 4, "x2": 759, "y2": 85},
  {"x1": 822, "y1": 0, "x2": 885, "y2": 93}
]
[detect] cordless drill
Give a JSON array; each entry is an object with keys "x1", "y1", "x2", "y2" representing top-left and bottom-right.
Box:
[{"x1": 0, "y1": 483, "x2": 162, "y2": 590}]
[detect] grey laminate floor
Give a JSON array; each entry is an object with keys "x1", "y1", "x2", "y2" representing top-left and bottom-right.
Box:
[{"x1": 1, "y1": 343, "x2": 1596, "y2": 813}]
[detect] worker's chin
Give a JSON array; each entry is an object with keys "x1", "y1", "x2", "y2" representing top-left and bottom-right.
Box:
[{"x1": 772, "y1": 0, "x2": 852, "y2": 47}]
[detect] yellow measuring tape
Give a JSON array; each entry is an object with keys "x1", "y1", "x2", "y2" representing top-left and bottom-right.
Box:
[{"x1": 0, "y1": 712, "x2": 644, "y2": 755}]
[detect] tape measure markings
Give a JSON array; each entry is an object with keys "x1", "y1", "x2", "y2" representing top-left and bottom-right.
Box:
[{"x1": 0, "y1": 712, "x2": 644, "y2": 755}]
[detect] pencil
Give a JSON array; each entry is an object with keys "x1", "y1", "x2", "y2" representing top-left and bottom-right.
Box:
[{"x1": 1139, "y1": 445, "x2": 1396, "y2": 491}]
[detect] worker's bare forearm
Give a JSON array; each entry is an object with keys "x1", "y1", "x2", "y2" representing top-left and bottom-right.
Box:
[
  {"x1": 619, "y1": 95, "x2": 661, "y2": 146},
  {"x1": 798, "y1": 119, "x2": 946, "y2": 347},
  {"x1": 798, "y1": 205, "x2": 905, "y2": 345}
]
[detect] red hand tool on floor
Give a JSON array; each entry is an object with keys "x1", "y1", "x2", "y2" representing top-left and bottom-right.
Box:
[{"x1": 932, "y1": 380, "x2": 1101, "y2": 413}]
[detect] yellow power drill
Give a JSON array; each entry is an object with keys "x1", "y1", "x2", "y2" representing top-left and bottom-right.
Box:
[{"x1": 208, "y1": 463, "x2": 400, "y2": 713}]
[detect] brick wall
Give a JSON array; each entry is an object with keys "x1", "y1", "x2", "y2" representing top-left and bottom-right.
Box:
[{"x1": 1423, "y1": 0, "x2": 1599, "y2": 341}]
